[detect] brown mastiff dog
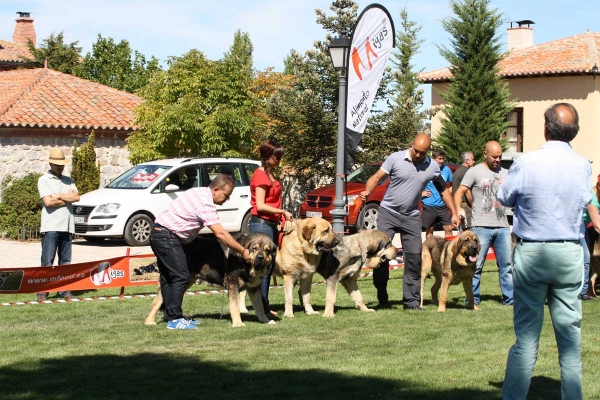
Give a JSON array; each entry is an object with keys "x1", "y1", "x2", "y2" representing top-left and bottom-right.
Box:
[
  {"x1": 145, "y1": 233, "x2": 277, "y2": 327},
  {"x1": 275, "y1": 217, "x2": 339, "y2": 317},
  {"x1": 317, "y1": 229, "x2": 397, "y2": 317},
  {"x1": 420, "y1": 231, "x2": 480, "y2": 312}
]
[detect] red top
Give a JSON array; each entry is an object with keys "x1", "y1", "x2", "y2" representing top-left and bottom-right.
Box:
[{"x1": 250, "y1": 168, "x2": 282, "y2": 222}]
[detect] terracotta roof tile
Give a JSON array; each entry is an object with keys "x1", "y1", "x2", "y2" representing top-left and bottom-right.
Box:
[
  {"x1": 419, "y1": 32, "x2": 600, "y2": 83},
  {"x1": 0, "y1": 39, "x2": 32, "y2": 63},
  {"x1": 0, "y1": 68, "x2": 142, "y2": 130}
]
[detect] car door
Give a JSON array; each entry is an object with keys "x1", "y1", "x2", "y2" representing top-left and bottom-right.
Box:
[
  {"x1": 150, "y1": 165, "x2": 203, "y2": 211},
  {"x1": 202, "y1": 162, "x2": 249, "y2": 230}
]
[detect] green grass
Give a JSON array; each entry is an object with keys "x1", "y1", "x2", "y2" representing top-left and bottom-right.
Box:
[{"x1": 1, "y1": 263, "x2": 600, "y2": 400}]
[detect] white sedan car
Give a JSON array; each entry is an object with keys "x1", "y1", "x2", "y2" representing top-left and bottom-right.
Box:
[{"x1": 73, "y1": 157, "x2": 260, "y2": 246}]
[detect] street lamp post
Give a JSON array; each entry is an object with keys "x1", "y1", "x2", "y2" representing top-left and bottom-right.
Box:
[{"x1": 328, "y1": 32, "x2": 351, "y2": 235}]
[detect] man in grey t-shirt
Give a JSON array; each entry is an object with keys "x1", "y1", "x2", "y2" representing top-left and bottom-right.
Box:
[
  {"x1": 360, "y1": 134, "x2": 459, "y2": 310},
  {"x1": 453, "y1": 141, "x2": 513, "y2": 306}
]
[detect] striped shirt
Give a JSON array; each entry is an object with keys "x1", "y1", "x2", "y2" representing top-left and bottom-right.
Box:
[{"x1": 155, "y1": 187, "x2": 220, "y2": 244}]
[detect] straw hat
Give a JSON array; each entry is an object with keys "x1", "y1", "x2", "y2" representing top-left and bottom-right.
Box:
[{"x1": 47, "y1": 148, "x2": 70, "y2": 165}]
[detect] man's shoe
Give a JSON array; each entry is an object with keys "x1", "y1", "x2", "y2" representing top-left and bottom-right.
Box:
[
  {"x1": 581, "y1": 294, "x2": 595, "y2": 301},
  {"x1": 61, "y1": 293, "x2": 76, "y2": 301},
  {"x1": 403, "y1": 305, "x2": 425, "y2": 311},
  {"x1": 167, "y1": 318, "x2": 198, "y2": 330},
  {"x1": 183, "y1": 316, "x2": 200, "y2": 325},
  {"x1": 36, "y1": 294, "x2": 48, "y2": 302}
]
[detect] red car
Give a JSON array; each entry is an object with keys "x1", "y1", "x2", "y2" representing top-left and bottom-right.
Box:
[{"x1": 299, "y1": 162, "x2": 458, "y2": 231}]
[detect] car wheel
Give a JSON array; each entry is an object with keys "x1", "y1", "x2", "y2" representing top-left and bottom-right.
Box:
[
  {"x1": 241, "y1": 212, "x2": 251, "y2": 235},
  {"x1": 83, "y1": 236, "x2": 105, "y2": 243},
  {"x1": 356, "y1": 203, "x2": 379, "y2": 231},
  {"x1": 124, "y1": 214, "x2": 153, "y2": 246}
]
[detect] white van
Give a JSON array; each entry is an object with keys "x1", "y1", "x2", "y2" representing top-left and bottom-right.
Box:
[{"x1": 73, "y1": 157, "x2": 260, "y2": 246}]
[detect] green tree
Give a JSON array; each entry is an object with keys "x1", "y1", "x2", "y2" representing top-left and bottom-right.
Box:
[
  {"x1": 267, "y1": 0, "x2": 392, "y2": 190},
  {"x1": 0, "y1": 174, "x2": 43, "y2": 239},
  {"x1": 71, "y1": 132, "x2": 100, "y2": 195},
  {"x1": 381, "y1": 7, "x2": 429, "y2": 153},
  {"x1": 22, "y1": 32, "x2": 82, "y2": 74},
  {"x1": 74, "y1": 34, "x2": 161, "y2": 93},
  {"x1": 128, "y1": 31, "x2": 262, "y2": 164},
  {"x1": 435, "y1": 0, "x2": 514, "y2": 162}
]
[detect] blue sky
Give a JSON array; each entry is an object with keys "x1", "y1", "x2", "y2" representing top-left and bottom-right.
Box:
[{"x1": 1, "y1": 0, "x2": 599, "y2": 108}]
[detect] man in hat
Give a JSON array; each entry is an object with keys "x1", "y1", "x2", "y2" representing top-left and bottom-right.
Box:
[{"x1": 36, "y1": 148, "x2": 80, "y2": 302}]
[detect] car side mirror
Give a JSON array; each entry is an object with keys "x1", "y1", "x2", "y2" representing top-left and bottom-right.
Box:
[{"x1": 165, "y1": 184, "x2": 180, "y2": 192}]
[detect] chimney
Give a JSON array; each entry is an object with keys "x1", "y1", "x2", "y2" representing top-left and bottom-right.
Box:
[
  {"x1": 507, "y1": 20, "x2": 534, "y2": 51},
  {"x1": 12, "y1": 11, "x2": 36, "y2": 47}
]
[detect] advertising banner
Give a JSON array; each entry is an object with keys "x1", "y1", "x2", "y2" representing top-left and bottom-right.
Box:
[
  {"x1": 345, "y1": 4, "x2": 395, "y2": 171},
  {"x1": 0, "y1": 254, "x2": 158, "y2": 294}
]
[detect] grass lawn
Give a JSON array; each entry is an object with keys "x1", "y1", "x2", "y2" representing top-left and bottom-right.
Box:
[{"x1": 1, "y1": 262, "x2": 600, "y2": 400}]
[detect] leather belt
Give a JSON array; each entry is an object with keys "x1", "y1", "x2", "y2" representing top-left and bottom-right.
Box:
[
  {"x1": 250, "y1": 215, "x2": 278, "y2": 228},
  {"x1": 516, "y1": 237, "x2": 578, "y2": 244}
]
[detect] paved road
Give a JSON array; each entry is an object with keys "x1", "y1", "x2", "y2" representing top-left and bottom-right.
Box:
[{"x1": 0, "y1": 239, "x2": 152, "y2": 268}]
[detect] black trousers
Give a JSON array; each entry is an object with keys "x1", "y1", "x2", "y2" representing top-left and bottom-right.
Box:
[
  {"x1": 373, "y1": 207, "x2": 423, "y2": 308},
  {"x1": 149, "y1": 224, "x2": 190, "y2": 321}
]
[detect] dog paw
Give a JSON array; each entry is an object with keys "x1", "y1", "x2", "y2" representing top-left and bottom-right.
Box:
[
  {"x1": 232, "y1": 322, "x2": 246, "y2": 328},
  {"x1": 266, "y1": 320, "x2": 276, "y2": 325},
  {"x1": 362, "y1": 308, "x2": 375, "y2": 312},
  {"x1": 474, "y1": 305, "x2": 480, "y2": 311},
  {"x1": 144, "y1": 321, "x2": 157, "y2": 325},
  {"x1": 306, "y1": 310, "x2": 320, "y2": 315},
  {"x1": 322, "y1": 312, "x2": 335, "y2": 318},
  {"x1": 239, "y1": 308, "x2": 249, "y2": 314},
  {"x1": 436, "y1": 308, "x2": 447, "y2": 312},
  {"x1": 284, "y1": 312, "x2": 294, "y2": 318}
]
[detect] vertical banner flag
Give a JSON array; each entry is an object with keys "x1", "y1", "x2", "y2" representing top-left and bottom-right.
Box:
[{"x1": 345, "y1": 4, "x2": 395, "y2": 172}]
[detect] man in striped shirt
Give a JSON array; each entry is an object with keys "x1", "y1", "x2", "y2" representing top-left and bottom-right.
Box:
[{"x1": 150, "y1": 174, "x2": 250, "y2": 330}]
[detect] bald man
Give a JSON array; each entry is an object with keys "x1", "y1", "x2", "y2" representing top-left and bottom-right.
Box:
[
  {"x1": 499, "y1": 103, "x2": 591, "y2": 400},
  {"x1": 454, "y1": 141, "x2": 513, "y2": 308},
  {"x1": 360, "y1": 133, "x2": 459, "y2": 310}
]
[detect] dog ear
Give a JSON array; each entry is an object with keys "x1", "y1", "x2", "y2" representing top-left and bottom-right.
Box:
[
  {"x1": 366, "y1": 238, "x2": 384, "y2": 258},
  {"x1": 301, "y1": 221, "x2": 316, "y2": 241},
  {"x1": 451, "y1": 235, "x2": 461, "y2": 256}
]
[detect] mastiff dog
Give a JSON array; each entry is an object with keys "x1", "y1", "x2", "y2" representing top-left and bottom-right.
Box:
[
  {"x1": 275, "y1": 217, "x2": 339, "y2": 317},
  {"x1": 420, "y1": 231, "x2": 480, "y2": 312},
  {"x1": 145, "y1": 233, "x2": 277, "y2": 327},
  {"x1": 317, "y1": 229, "x2": 397, "y2": 317}
]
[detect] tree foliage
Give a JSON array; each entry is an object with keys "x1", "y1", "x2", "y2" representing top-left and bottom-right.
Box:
[
  {"x1": 128, "y1": 31, "x2": 265, "y2": 164},
  {"x1": 435, "y1": 0, "x2": 514, "y2": 162},
  {"x1": 74, "y1": 34, "x2": 161, "y2": 94},
  {"x1": 71, "y1": 132, "x2": 100, "y2": 195},
  {"x1": 266, "y1": 0, "x2": 392, "y2": 191},
  {"x1": 0, "y1": 174, "x2": 43, "y2": 239},
  {"x1": 23, "y1": 32, "x2": 82, "y2": 74},
  {"x1": 382, "y1": 7, "x2": 429, "y2": 152}
]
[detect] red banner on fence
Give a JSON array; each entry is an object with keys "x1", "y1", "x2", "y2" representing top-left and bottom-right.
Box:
[{"x1": 0, "y1": 254, "x2": 158, "y2": 294}]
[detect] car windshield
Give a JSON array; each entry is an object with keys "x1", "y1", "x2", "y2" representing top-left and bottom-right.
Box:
[
  {"x1": 106, "y1": 165, "x2": 172, "y2": 189},
  {"x1": 347, "y1": 165, "x2": 381, "y2": 184}
]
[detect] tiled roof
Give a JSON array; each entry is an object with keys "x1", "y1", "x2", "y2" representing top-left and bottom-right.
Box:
[
  {"x1": 0, "y1": 68, "x2": 142, "y2": 130},
  {"x1": 419, "y1": 32, "x2": 600, "y2": 83},
  {"x1": 0, "y1": 39, "x2": 32, "y2": 63}
]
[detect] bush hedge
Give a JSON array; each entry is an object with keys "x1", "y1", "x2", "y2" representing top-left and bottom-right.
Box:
[{"x1": 0, "y1": 173, "x2": 43, "y2": 239}]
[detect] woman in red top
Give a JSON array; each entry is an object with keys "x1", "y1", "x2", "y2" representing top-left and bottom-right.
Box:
[{"x1": 249, "y1": 138, "x2": 293, "y2": 318}]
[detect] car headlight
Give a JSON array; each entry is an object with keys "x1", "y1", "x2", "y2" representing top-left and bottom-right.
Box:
[
  {"x1": 344, "y1": 195, "x2": 360, "y2": 205},
  {"x1": 96, "y1": 203, "x2": 120, "y2": 213}
]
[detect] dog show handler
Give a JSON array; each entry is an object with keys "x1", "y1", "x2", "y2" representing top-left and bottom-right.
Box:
[
  {"x1": 149, "y1": 174, "x2": 250, "y2": 330},
  {"x1": 359, "y1": 133, "x2": 459, "y2": 310}
]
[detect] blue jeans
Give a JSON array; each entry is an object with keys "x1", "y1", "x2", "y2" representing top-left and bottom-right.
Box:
[
  {"x1": 248, "y1": 221, "x2": 278, "y2": 313},
  {"x1": 471, "y1": 227, "x2": 513, "y2": 305},
  {"x1": 503, "y1": 241, "x2": 582, "y2": 400},
  {"x1": 149, "y1": 224, "x2": 190, "y2": 321},
  {"x1": 39, "y1": 231, "x2": 72, "y2": 297}
]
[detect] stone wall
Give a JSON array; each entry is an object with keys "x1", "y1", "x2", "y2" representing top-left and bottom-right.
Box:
[{"x1": 0, "y1": 135, "x2": 132, "y2": 189}]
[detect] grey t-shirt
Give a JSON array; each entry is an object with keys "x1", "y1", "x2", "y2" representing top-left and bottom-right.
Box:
[
  {"x1": 38, "y1": 172, "x2": 78, "y2": 233},
  {"x1": 460, "y1": 163, "x2": 509, "y2": 228},
  {"x1": 380, "y1": 150, "x2": 441, "y2": 216}
]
